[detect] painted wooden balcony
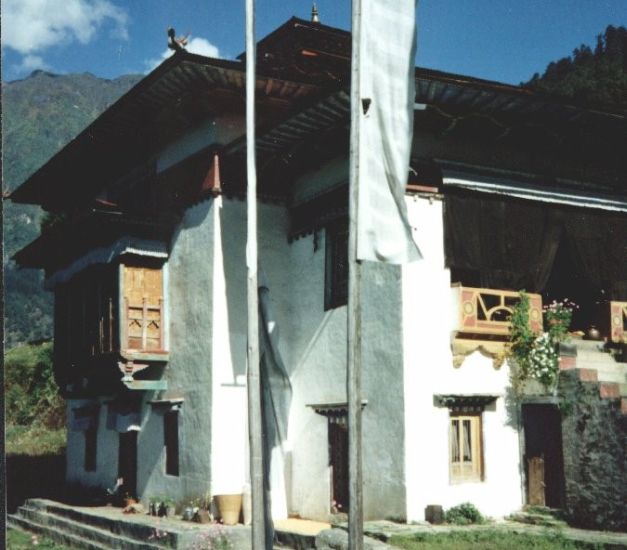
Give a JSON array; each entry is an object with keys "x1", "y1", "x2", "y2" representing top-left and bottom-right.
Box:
[
  {"x1": 610, "y1": 301, "x2": 627, "y2": 344},
  {"x1": 451, "y1": 284, "x2": 543, "y2": 368}
]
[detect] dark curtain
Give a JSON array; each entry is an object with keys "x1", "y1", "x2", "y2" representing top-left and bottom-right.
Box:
[
  {"x1": 444, "y1": 193, "x2": 561, "y2": 292},
  {"x1": 563, "y1": 209, "x2": 627, "y2": 300}
]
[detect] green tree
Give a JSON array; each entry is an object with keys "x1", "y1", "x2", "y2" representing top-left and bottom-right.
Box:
[{"x1": 525, "y1": 25, "x2": 627, "y2": 112}]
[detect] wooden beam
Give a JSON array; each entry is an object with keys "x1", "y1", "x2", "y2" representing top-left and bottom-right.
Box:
[
  {"x1": 347, "y1": 0, "x2": 364, "y2": 549},
  {"x1": 246, "y1": 1, "x2": 266, "y2": 550}
]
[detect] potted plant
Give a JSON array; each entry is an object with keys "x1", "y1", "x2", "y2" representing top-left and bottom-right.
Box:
[
  {"x1": 148, "y1": 495, "x2": 160, "y2": 516},
  {"x1": 123, "y1": 492, "x2": 137, "y2": 508},
  {"x1": 160, "y1": 496, "x2": 176, "y2": 518},
  {"x1": 193, "y1": 493, "x2": 213, "y2": 524}
]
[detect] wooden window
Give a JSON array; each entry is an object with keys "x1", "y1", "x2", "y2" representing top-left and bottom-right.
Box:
[
  {"x1": 449, "y1": 413, "x2": 483, "y2": 483},
  {"x1": 56, "y1": 265, "x2": 117, "y2": 365},
  {"x1": 85, "y1": 423, "x2": 98, "y2": 471},
  {"x1": 123, "y1": 265, "x2": 164, "y2": 351},
  {"x1": 164, "y1": 411, "x2": 179, "y2": 476},
  {"x1": 325, "y1": 224, "x2": 349, "y2": 310}
]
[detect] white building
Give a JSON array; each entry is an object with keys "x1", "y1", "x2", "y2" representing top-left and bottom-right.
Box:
[{"x1": 13, "y1": 17, "x2": 627, "y2": 524}]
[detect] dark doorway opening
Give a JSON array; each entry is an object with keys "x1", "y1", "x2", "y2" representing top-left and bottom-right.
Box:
[
  {"x1": 522, "y1": 404, "x2": 565, "y2": 508},
  {"x1": 328, "y1": 422, "x2": 349, "y2": 512},
  {"x1": 543, "y1": 238, "x2": 605, "y2": 334},
  {"x1": 118, "y1": 431, "x2": 138, "y2": 498}
]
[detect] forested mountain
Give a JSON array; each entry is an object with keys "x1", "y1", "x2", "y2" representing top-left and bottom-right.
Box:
[
  {"x1": 3, "y1": 71, "x2": 142, "y2": 347},
  {"x1": 526, "y1": 25, "x2": 627, "y2": 113}
]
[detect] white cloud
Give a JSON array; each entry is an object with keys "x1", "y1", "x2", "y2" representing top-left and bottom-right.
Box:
[
  {"x1": 2, "y1": 0, "x2": 128, "y2": 55},
  {"x1": 145, "y1": 36, "x2": 221, "y2": 73},
  {"x1": 17, "y1": 54, "x2": 51, "y2": 72}
]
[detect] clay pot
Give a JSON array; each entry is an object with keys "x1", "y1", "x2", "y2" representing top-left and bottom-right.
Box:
[{"x1": 215, "y1": 494, "x2": 242, "y2": 525}]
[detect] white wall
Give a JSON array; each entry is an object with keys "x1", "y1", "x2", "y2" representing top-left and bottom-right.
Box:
[{"x1": 402, "y1": 195, "x2": 523, "y2": 521}]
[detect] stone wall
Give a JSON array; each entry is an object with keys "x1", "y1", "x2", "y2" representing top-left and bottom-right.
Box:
[{"x1": 559, "y1": 369, "x2": 627, "y2": 531}]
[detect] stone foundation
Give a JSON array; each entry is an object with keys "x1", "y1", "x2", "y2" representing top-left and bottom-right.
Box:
[{"x1": 559, "y1": 370, "x2": 627, "y2": 531}]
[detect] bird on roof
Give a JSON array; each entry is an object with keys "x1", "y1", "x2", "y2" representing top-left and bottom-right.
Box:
[{"x1": 167, "y1": 27, "x2": 189, "y2": 52}]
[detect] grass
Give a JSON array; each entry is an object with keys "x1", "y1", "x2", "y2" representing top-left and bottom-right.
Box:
[
  {"x1": 5, "y1": 425, "x2": 66, "y2": 456},
  {"x1": 7, "y1": 528, "x2": 78, "y2": 550},
  {"x1": 390, "y1": 530, "x2": 604, "y2": 550}
]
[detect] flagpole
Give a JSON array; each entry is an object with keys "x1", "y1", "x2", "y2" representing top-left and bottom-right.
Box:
[
  {"x1": 245, "y1": 0, "x2": 265, "y2": 549},
  {"x1": 348, "y1": 0, "x2": 364, "y2": 549}
]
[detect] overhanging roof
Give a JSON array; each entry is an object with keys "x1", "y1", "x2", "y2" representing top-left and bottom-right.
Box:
[
  {"x1": 10, "y1": 51, "x2": 326, "y2": 209},
  {"x1": 14, "y1": 207, "x2": 174, "y2": 272},
  {"x1": 10, "y1": 16, "x2": 626, "y2": 211}
]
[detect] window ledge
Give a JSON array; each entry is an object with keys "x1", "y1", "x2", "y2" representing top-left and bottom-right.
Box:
[{"x1": 120, "y1": 349, "x2": 169, "y2": 362}]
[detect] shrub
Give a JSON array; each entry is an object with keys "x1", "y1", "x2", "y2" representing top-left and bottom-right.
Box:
[
  {"x1": 4, "y1": 342, "x2": 65, "y2": 429},
  {"x1": 444, "y1": 502, "x2": 485, "y2": 525}
]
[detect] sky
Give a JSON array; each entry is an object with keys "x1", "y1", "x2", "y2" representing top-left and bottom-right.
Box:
[{"x1": 1, "y1": 0, "x2": 626, "y2": 84}]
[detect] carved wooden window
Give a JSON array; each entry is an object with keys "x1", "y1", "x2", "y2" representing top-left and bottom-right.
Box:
[
  {"x1": 123, "y1": 265, "x2": 164, "y2": 351},
  {"x1": 325, "y1": 223, "x2": 349, "y2": 310},
  {"x1": 450, "y1": 413, "x2": 483, "y2": 483}
]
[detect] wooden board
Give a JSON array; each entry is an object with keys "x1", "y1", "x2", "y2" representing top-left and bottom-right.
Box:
[{"x1": 528, "y1": 456, "x2": 546, "y2": 506}]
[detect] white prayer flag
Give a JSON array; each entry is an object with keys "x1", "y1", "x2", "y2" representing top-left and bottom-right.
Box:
[{"x1": 356, "y1": 0, "x2": 422, "y2": 263}]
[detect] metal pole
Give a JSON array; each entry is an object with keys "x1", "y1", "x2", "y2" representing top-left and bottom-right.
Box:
[
  {"x1": 245, "y1": 0, "x2": 265, "y2": 549},
  {"x1": 348, "y1": 1, "x2": 364, "y2": 549}
]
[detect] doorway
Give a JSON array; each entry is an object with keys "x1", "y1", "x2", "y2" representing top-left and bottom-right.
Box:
[
  {"x1": 522, "y1": 404, "x2": 565, "y2": 508},
  {"x1": 328, "y1": 421, "x2": 349, "y2": 512},
  {"x1": 118, "y1": 431, "x2": 138, "y2": 498}
]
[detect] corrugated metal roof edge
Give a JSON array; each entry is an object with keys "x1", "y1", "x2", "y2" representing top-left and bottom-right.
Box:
[{"x1": 415, "y1": 66, "x2": 626, "y2": 119}]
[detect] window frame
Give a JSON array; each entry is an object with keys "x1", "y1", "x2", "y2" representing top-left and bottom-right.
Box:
[
  {"x1": 120, "y1": 260, "x2": 167, "y2": 353},
  {"x1": 325, "y1": 223, "x2": 349, "y2": 310},
  {"x1": 449, "y1": 411, "x2": 483, "y2": 483}
]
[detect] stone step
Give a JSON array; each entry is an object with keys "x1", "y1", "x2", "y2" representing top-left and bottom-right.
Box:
[
  {"x1": 594, "y1": 372, "x2": 627, "y2": 384},
  {"x1": 274, "y1": 529, "x2": 316, "y2": 550},
  {"x1": 9, "y1": 516, "x2": 117, "y2": 550},
  {"x1": 12, "y1": 499, "x2": 259, "y2": 550},
  {"x1": 14, "y1": 504, "x2": 169, "y2": 549},
  {"x1": 21, "y1": 499, "x2": 174, "y2": 545}
]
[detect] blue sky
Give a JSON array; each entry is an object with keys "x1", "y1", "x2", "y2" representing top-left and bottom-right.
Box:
[{"x1": 1, "y1": 1, "x2": 625, "y2": 84}]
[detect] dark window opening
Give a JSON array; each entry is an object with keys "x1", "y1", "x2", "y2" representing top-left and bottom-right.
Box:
[
  {"x1": 325, "y1": 223, "x2": 349, "y2": 309},
  {"x1": 164, "y1": 411, "x2": 179, "y2": 476},
  {"x1": 84, "y1": 424, "x2": 98, "y2": 471},
  {"x1": 55, "y1": 264, "x2": 118, "y2": 365}
]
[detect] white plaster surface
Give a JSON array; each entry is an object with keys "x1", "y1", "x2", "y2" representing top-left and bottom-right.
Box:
[
  {"x1": 402, "y1": 196, "x2": 523, "y2": 522},
  {"x1": 62, "y1": 136, "x2": 526, "y2": 524},
  {"x1": 156, "y1": 116, "x2": 244, "y2": 174}
]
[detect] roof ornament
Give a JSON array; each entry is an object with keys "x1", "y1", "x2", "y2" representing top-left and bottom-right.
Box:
[
  {"x1": 167, "y1": 27, "x2": 189, "y2": 52},
  {"x1": 311, "y1": 3, "x2": 320, "y2": 23}
]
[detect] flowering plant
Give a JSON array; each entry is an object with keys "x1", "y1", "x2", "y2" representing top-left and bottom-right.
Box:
[
  {"x1": 543, "y1": 299, "x2": 578, "y2": 343},
  {"x1": 509, "y1": 293, "x2": 577, "y2": 391},
  {"x1": 526, "y1": 332, "x2": 560, "y2": 387}
]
